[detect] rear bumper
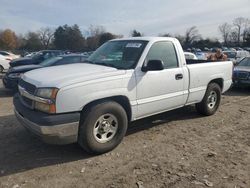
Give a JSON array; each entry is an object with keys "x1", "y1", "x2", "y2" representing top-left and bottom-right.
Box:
[{"x1": 14, "y1": 94, "x2": 80, "y2": 144}]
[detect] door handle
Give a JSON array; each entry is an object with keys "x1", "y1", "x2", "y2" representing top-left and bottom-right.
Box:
[{"x1": 175, "y1": 74, "x2": 183, "y2": 80}]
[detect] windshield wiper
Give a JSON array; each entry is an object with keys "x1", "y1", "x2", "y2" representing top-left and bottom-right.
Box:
[
  {"x1": 83, "y1": 60, "x2": 95, "y2": 64},
  {"x1": 84, "y1": 60, "x2": 121, "y2": 69}
]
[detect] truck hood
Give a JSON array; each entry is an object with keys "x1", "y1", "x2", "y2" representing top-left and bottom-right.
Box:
[{"x1": 22, "y1": 63, "x2": 126, "y2": 88}]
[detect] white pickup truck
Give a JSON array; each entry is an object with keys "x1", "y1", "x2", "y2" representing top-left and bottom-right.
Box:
[{"x1": 14, "y1": 37, "x2": 233, "y2": 154}]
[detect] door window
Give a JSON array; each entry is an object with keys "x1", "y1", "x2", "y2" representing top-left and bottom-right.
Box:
[{"x1": 146, "y1": 41, "x2": 179, "y2": 69}]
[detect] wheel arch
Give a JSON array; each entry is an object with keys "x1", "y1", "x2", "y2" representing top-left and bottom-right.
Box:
[
  {"x1": 80, "y1": 95, "x2": 132, "y2": 122},
  {"x1": 208, "y1": 78, "x2": 223, "y2": 91}
]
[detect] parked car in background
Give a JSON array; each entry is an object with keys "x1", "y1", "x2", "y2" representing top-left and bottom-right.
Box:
[
  {"x1": 0, "y1": 54, "x2": 11, "y2": 73},
  {"x1": 210, "y1": 48, "x2": 217, "y2": 53},
  {"x1": 235, "y1": 47, "x2": 243, "y2": 51},
  {"x1": 223, "y1": 51, "x2": 237, "y2": 64},
  {"x1": 236, "y1": 50, "x2": 250, "y2": 63},
  {"x1": 243, "y1": 47, "x2": 250, "y2": 52},
  {"x1": 184, "y1": 52, "x2": 198, "y2": 60},
  {"x1": 222, "y1": 47, "x2": 228, "y2": 51},
  {"x1": 229, "y1": 48, "x2": 236, "y2": 52},
  {"x1": 233, "y1": 57, "x2": 250, "y2": 87},
  {"x1": 3, "y1": 54, "x2": 87, "y2": 91},
  {"x1": 0, "y1": 51, "x2": 20, "y2": 60},
  {"x1": 195, "y1": 51, "x2": 207, "y2": 60},
  {"x1": 9, "y1": 50, "x2": 63, "y2": 67},
  {"x1": 25, "y1": 52, "x2": 37, "y2": 57},
  {"x1": 203, "y1": 47, "x2": 210, "y2": 52}
]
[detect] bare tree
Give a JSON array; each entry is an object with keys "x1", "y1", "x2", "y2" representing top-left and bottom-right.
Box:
[
  {"x1": 242, "y1": 18, "x2": 250, "y2": 42},
  {"x1": 184, "y1": 26, "x2": 201, "y2": 48},
  {"x1": 38, "y1": 27, "x2": 54, "y2": 49},
  {"x1": 86, "y1": 25, "x2": 106, "y2": 50},
  {"x1": 218, "y1": 23, "x2": 231, "y2": 46},
  {"x1": 229, "y1": 30, "x2": 238, "y2": 45},
  {"x1": 88, "y1": 25, "x2": 106, "y2": 37},
  {"x1": 174, "y1": 34, "x2": 185, "y2": 46},
  {"x1": 233, "y1": 17, "x2": 247, "y2": 45}
]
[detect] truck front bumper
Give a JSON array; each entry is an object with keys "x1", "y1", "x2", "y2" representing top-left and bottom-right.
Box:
[{"x1": 14, "y1": 95, "x2": 80, "y2": 145}]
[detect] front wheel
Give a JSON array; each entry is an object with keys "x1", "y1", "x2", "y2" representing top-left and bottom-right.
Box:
[
  {"x1": 196, "y1": 83, "x2": 221, "y2": 116},
  {"x1": 78, "y1": 101, "x2": 128, "y2": 154}
]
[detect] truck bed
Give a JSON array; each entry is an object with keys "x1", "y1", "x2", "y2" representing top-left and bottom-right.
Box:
[
  {"x1": 185, "y1": 61, "x2": 233, "y2": 105},
  {"x1": 186, "y1": 59, "x2": 219, "y2": 64}
]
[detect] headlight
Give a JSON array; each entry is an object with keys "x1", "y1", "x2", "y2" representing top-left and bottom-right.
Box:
[
  {"x1": 35, "y1": 102, "x2": 50, "y2": 112},
  {"x1": 36, "y1": 88, "x2": 59, "y2": 99},
  {"x1": 35, "y1": 102, "x2": 56, "y2": 114},
  {"x1": 8, "y1": 73, "x2": 23, "y2": 79},
  {"x1": 34, "y1": 88, "x2": 59, "y2": 113}
]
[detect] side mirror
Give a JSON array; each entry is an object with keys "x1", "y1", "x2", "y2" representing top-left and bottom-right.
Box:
[{"x1": 141, "y1": 60, "x2": 164, "y2": 72}]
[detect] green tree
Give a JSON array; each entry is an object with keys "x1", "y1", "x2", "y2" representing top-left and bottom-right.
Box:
[
  {"x1": 161, "y1": 33, "x2": 172, "y2": 37},
  {"x1": 98, "y1": 32, "x2": 116, "y2": 46},
  {"x1": 54, "y1": 24, "x2": 85, "y2": 51},
  {"x1": 131, "y1": 30, "x2": 142, "y2": 37},
  {"x1": 22, "y1": 32, "x2": 43, "y2": 51},
  {"x1": 192, "y1": 38, "x2": 221, "y2": 49}
]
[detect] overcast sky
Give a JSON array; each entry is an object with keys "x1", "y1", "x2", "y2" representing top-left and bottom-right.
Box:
[{"x1": 0, "y1": 0, "x2": 249, "y2": 39}]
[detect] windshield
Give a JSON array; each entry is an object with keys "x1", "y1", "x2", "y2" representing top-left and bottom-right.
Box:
[
  {"x1": 238, "y1": 57, "x2": 250, "y2": 67},
  {"x1": 88, "y1": 40, "x2": 148, "y2": 69},
  {"x1": 32, "y1": 51, "x2": 43, "y2": 60},
  {"x1": 224, "y1": 51, "x2": 236, "y2": 58},
  {"x1": 39, "y1": 56, "x2": 62, "y2": 66}
]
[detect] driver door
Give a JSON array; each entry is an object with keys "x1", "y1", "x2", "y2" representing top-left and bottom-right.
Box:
[{"x1": 135, "y1": 41, "x2": 186, "y2": 118}]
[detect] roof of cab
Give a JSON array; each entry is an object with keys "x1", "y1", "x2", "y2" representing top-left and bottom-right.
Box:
[{"x1": 111, "y1": 37, "x2": 177, "y2": 43}]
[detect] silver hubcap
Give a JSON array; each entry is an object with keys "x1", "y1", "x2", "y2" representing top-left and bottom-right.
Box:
[
  {"x1": 93, "y1": 114, "x2": 118, "y2": 143},
  {"x1": 207, "y1": 91, "x2": 217, "y2": 109}
]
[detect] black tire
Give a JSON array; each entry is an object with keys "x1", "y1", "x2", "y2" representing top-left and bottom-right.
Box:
[
  {"x1": 78, "y1": 101, "x2": 128, "y2": 154},
  {"x1": 195, "y1": 83, "x2": 221, "y2": 116},
  {"x1": 0, "y1": 66, "x2": 3, "y2": 73}
]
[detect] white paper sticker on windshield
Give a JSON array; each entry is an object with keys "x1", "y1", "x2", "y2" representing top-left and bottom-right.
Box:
[{"x1": 126, "y1": 43, "x2": 142, "y2": 48}]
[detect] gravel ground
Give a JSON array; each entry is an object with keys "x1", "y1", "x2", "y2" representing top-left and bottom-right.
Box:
[{"x1": 0, "y1": 73, "x2": 250, "y2": 188}]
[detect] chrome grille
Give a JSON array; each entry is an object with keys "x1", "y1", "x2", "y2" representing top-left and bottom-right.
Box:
[
  {"x1": 19, "y1": 79, "x2": 36, "y2": 95},
  {"x1": 18, "y1": 79, "x2": 36, "y2": 109}
]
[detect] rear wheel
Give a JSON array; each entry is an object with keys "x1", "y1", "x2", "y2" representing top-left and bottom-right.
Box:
[
  {"x1": 196, "y1": 83, "x2": 221, "y2": 116},
  {"x1": 78, "y1": 101, "x2": 128, "y2": 154}
]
